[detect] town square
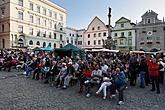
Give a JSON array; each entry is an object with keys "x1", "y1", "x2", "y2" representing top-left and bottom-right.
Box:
[{"x1": 0, "y1": 0, "x2": 165, "y2": 110}]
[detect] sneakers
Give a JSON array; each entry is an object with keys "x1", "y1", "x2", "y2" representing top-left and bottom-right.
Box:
[
  {"x1": 118, "y1": 101, "x2": 124, "y2": 105},
  {"x1": 110, "y1": 94, "x2": 116, "y2": 99},
  {"x1": 96, "y1": 91, "x2": 99, "y2": 95},
  {"x1": 103, "y1": 96, "x2": 106, "y2": 100},
  {"x1": 62, "y1": 85, "x2": 67, "y2": 89},
  {"x1": 23, "y1": 71, "x2": 27, "y2": 75},
  {"x1": 86, "y1": 93, "x2": 90, "y2": 97}
]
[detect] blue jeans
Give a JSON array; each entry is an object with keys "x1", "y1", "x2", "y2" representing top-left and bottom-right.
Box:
[
  {"x1": 140, "y1": 71, "x2": 146, "y2": 88},
  {"x1": 25, "y1": 67, "x2": 33, "y2": 76}
]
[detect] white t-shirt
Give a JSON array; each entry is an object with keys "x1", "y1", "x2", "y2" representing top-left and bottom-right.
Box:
[{"x1": 101, "y1": 65, "x2": 109, "y2": 72}]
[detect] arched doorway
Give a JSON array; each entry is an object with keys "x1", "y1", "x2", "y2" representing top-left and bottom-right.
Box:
[
  {"x1": 36, "y1": 41, "x2": 40, "y2": 46},
  {"x1": 18, "y1": 38, "x2": 24, "y2": 47},
  {"x1": 29, "y1": 40, "x2": 33, "y2": 45}
]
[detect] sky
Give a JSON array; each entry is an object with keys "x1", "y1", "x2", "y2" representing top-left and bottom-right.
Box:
[{"x1": 52, "y1": 0, "x2": 165, "y2": 29}]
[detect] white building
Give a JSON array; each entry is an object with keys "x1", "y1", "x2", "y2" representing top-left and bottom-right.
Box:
[
  {"x1": 0, "y1": 0, "x2": 66, "y2": 49},
  {"x1": 84, "y1": 16, "x2": 109, "y2": 49},
  {"x1": 65, "y1": 27, "x2": 85, "y2": 48},
  {"x1": 112, "y1": 17, "x2": 136, "y2": 50}
]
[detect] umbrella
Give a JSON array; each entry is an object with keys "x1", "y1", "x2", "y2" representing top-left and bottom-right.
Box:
[
  {"x1": 43, "y1": 46, "x2": 53, "y2": 51},
  {"x1": 34, "y1": 47, "x2": 42, "y2": 51}
]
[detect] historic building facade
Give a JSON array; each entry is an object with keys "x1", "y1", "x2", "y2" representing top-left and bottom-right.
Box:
[
  {"x1": 135, "y1": 10, "x2": 165, "y2": 51},
  {"x1": 83, "y1": 16, "x2": 109, "y2": 49},
  {"x1": 0, "y1": 0, "x2": 66, "y2": 49},
  {"x1": 65, "y1": 27, "x2": 85, "y2": 48},
  {"x1": 111, "y1": 17, "x2": 136, "y2": 50}
]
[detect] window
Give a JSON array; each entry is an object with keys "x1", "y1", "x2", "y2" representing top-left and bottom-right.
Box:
[
  {"x1": 43, "y1": 19, "x2": 46, "y2": 26},
  {"x1": 153, "y1": 27, "x2": 157, "y2": 32},
  {"x1": 114, "y1": 33, "x2": 117, "y2": 37},
  {"x1": 69, "y1": 33, "x2": 71, "y2": 36},
  {"x1": 54, "y1": 12, "x2": 57, "y2": 19},
  {"x1": 92, "y1": 27, "x2": 94, "y2": 30},
  {"x1": 18, "y1": 0, "x2": 23, "y2": 7},
  {"x1": 36, "y1": 17, "x2": 40, "y2": 25},
  {"x1": 48, "y1": 43, "x2": 51, "y2": 47},
  {"x1": 72, "y1": 34, "x2": 74, "y2": 37},
  {"x1": 128, "y1": 39, "x2": 132, "y2": 45},
  {"x1": 37, "y1": 30, "x2": 40, "y2": 36},
  {"x1": 36, "y1": 41, "x2": 40, "y2": 46},
  {"x1": 98, "y1": 33, "x2": 101, "y2": 37},
  {"x1": 29, "y1": 3, "x2": 33, "y2": 10},
  {"x1": 88, "y1": 34, "x2": 90, "y2": 38},
  {"x1": 94, "y1": 33, "x2": 96, "y2": 37},
  {"x1": 43, "y1": 8, "x2": 46, "y2": 15},
  {"x1": 94, "y1": 40, "x2": 96, "y2": 45},
  {"x1": 54, "y1": 43, "x2": 56, "y2": 48},
  {"x1": 1, "y1": 8, "x2": 5, "y2": 16},
  {"x1": 142, "y1": 31, "x2": 146, "y2": 33},
  {"x1": 88, "y1": 41, "x2": 90, "y2": 45},
  {"x1": 29, "y1": 15, "x2": 33, "y2": 23},
  {"x1": 60, "y1": 28, "x2": 63, "y2": 31},
  {"x1": 54, "y1": 23, "x2": 56, "y2": 29},
  {"x1": 18, "y1": 25, "x2": 23, "y2": 33},
  {"x1": 49, "y1": 21, "x2": 52, "y2": 28},
  {"x1": 37, "y1": 6, "x2": 40, "y2": 13},
  {"x1": 98, "y1": 26, "x2": 100, "y2": 30},
  {"x1": 43, "y1": 31, "x2": 46, "y2": 37},
  {"x1": 121, "y1": 24, "x2": 124, "y2": 28},
  {"x1": 121, "y1": 32, "x2": 124, "y2": 37},
  {"x1": 75, "y1": 41, "x2": 77, "y2": 45},
  {"x1": 49, "y1": 10, "x2": 52, "y2": 17},
  {"x1": 2, "y1": 24, "x2": 4, "y2": 32},
  {"x1": 60, "y1": 34, "x2": 63, "y2": 40},
  {"x1": 120, "y1": 39, "x2": 124, "y2": 45},
  {"x1": 49, "y1": 32, "x2": 51, "y2": 38},
  {"x1": 103, "y1": 32, "x2": 106, "y2": 36},
  {"x1": 43, "y1": 42, "x2": 46, "y2": 47},
  {"x1": 18, "y1": 11, "x2": 23, "y2": 20},
  {"x1": 54, "y1": 33, "x2": 56, "y2": 39},
  {"x1": 29, "y1": 28, "x2": 33, "y2": 35},
  {"x1": 98, "y1": 40, "x2": 101, "y2": 45},
  {"x1": 60, "y1": 14, "x2": 63, "y2": 21},
  {"x1": 71, "y1": 39, "x2": 73, "y2": 44},
  {"x1": 29, "y1": 40, "x2": 33, "y2": 45},
  {"x1": 78, "y1": 41, "x2": 82, "y2": 45},
  {"x1": 147, "y1": 19, "x2": 151, "y2": 24},
  {"x1": 67, "y1": 38, "x2": 69, "y2": 43},
  {"x1": 128, "y1": 32, "x2": 132, "y2": 36}
]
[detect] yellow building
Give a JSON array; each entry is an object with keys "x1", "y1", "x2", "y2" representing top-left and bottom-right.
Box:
[{"x1": 0, "y1": 0, "x2": 66, "y2": 49}]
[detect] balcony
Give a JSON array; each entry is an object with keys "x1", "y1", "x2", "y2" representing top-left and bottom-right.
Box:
[{"x1": 146, "y1": 40, "x2": 153, "y2": 44}]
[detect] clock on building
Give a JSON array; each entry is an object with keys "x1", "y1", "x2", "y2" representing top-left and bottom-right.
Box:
[{"x1": 147, "y1": 31, "x2": 153, "y2": 36}]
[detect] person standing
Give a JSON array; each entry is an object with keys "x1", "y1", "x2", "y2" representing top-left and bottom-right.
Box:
[
  {"x1": 139, "y1": 57, "x2": 148, "y2": 88},
  {"x1": 158, "y1": 58, "x2": 165, "y2": 84},
  {"x1": 147, "y1": 58, "x2": 160, "y2": 94}
]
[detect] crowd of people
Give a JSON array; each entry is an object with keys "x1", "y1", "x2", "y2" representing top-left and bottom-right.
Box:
[{"x1": 0, "y1": 49, "x2": 164, "y2": 105}]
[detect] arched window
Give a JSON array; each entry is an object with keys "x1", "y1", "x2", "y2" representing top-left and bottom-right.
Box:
[
  {"x1": 43, "y1": 42, "x2": 46, "y2": 47},
  {"x1": 18, "y1": 38, "x2": 23, "y2": 44},
  {"x1": 29, "y1": 40, "x2": 33, "y2": 45},
  {"x1": 54, "y1": 43, "x2": 56, "y2": 48},
  {"x1": 36, "y1": 41, "x2": 40, "y2": 46},
  {"x1": 48, "y1": 43, "x2": 51, "y2": 47}
]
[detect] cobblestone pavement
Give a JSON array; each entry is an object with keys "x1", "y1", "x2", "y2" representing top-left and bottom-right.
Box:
[{"x1": 0, "y1": 70, "x2": 165, "y2": 110}]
